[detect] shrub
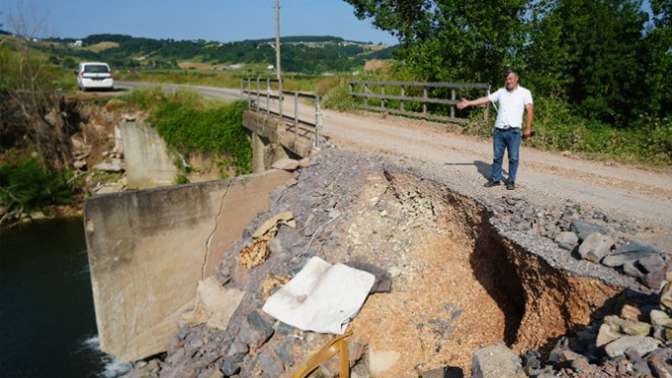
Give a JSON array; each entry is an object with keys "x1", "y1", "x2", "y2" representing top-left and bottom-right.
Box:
[
  {"x1": 149, "y1": 95, "x2": 252, "y2": 175},
  {"x1": 322, "y1": 79, "x2": 358, "y2": 112},
  {"x1": 0, "y1": 156, "x2": 74, "y2": 212}
]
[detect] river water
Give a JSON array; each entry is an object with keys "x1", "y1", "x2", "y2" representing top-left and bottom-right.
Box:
[{"x1": 1, "y1": 217, "x2": 129, "y2": 378}]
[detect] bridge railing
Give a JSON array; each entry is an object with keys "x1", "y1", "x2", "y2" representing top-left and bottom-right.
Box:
[
  {"x1": 240, "y1": 78, "x2": 322, "y2": 148},
  {"x1": 348, "y1": 80, "x2": 491, "y2": 124}
]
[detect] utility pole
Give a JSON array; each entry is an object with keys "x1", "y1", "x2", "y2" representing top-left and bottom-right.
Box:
[{"x1": 275, "y1": 0, "x2": 283, "y2": 117}]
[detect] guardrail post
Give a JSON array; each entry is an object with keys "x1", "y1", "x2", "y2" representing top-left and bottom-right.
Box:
[
  {"x1": 266, "y1": 78, "x2": 271, "y2": 116},
  {"x1": 247, "y1": 78, "x2": 252, "y2": 108},
  {"x1": 256, "y1": 77, "x2": 261, "y2": 111},
  {"x1": 293, "y1": 92, "x2": 299, "y2": 133},
  {"x1": 381, "y1": 84, "x2": 386, "y2": 114},
  {"x1": 278, "y1": 79, "x2": 283, "y2": 120},
  {"x1": 422, "y1": 86, "x2": 428, "y2": 115},
  {"x1": 451, "y1": 89, "x2": 456, "y2": 119},
  {"x1": 364, "y1": 83, "x2": 369, "y2": 108},
  {"x1": 400, "y1": 86, "x2": 405, "y2": 112},
  {"x1": 314, "y1": 95, "x2": 321, "y2": 148}
]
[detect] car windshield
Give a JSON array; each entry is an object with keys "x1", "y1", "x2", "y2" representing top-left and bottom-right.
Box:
[{"x1": 84, "y1": 65, "x2": 110, "y2": 73}]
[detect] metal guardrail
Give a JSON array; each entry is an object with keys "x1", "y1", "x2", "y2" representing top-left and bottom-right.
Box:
[
  {"x1": 240, "y1": 77, "x2": 322, "y2": 148},
  {"x1": 348, "y1": 80, "x2": 491, "y2": 124}
]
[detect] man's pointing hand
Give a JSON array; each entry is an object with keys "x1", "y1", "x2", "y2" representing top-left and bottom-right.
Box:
[{"x1": 457, "y1": 98, "x2": 469, "y2": 110}]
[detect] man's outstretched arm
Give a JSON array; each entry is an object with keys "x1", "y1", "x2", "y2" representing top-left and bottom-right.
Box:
[{"x1": 457, "y1": 96, "x2": 491, "y2": 110}]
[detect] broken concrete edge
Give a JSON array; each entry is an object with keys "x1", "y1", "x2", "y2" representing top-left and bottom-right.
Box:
[{"x1": 85, "y1": 171, "x2": 295, "y2": 205}]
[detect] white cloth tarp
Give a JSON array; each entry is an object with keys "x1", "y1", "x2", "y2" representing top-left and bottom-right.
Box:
[{"x1": 262, "y1": 256, "x2": 375, "y2": 334}]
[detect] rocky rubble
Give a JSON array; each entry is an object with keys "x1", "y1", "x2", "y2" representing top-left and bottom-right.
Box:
[
  {"x1": 493, "y1": 196, "x2": 667, "y2": 290},
  {"x1": 507, "y1": 276, "x2": 672, "y2": 377}
]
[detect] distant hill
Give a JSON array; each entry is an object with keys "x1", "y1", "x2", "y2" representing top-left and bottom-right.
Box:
[{"x1": 39, "y1": 34, "x2": 394, "y2": 74}]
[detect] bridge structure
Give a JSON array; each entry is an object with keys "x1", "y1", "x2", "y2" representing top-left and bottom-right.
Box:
[{"x1": 239, "y1": 77, "x2": 491, "y2": 172}]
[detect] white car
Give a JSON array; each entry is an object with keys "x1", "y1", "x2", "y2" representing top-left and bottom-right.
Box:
[{"x1": 76, "y1": 62, "x2": 114, "y2": 91}]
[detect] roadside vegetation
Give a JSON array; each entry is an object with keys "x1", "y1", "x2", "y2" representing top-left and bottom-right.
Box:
[
  {"x1": 117, "y1": 89, "x2": 252, "y2": 176},
  {"x1": 0, "y1": 154, "x2": 76, "y2": 222},
  {"x1": 1, "y1": 34, "x2": 81, "y2": 224}
]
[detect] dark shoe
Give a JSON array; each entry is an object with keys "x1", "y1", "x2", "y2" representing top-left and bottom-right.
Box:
[
  {"x1": 506, "y1": 182, "x2": 516, "y2": 190},
  {"x1": 484, "y1": 180, "x2": 501, "y2": 188}
]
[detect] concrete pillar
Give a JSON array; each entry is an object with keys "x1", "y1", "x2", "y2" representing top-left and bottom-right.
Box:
[{"x1": 252, "y1": 132, "x2": 266, "y2": 173}]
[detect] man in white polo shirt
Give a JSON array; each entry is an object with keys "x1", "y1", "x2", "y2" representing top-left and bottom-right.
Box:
[{"x1": 457, "y1": 69, "x2": 534, "y2": 190}]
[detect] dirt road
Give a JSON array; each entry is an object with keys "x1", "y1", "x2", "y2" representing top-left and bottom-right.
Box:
[{"x1": 116, "y1": 81, "x2": 672, "y2": 243}]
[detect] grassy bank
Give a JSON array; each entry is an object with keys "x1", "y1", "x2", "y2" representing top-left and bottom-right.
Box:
[
  {"x1": 117, "y1": 88, "x2": 253, "y2": 176},
  {"x1": 0, "y1": 154, "x2": 77, "y2": 220}
]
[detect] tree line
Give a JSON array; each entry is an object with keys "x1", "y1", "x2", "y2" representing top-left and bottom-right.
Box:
[
  {"x1": 41, "y1": 34, "x2": 380, "y2": 74},
  {"x1": 345, "y1": 0, "x2": 671, "y2": 127}
]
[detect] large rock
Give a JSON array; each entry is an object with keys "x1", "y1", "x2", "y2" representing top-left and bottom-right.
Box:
[
  {"x1": 604, "y1": 336, "x2": 660, "y2": 358},
  {"x1": 572, "y1": 220, "x2": 608, "y2": 241},
  {"x1": 621, "y1": 320, "x2": 652, "y2": 337},
  {"x1": 661, "y1": 282, "x2": 672, "y2": 310},
  {"x1": 183, "y1": 277, "x2": 245, "y2": 331},
  {"x1": 369, "y1": 349, "x2": 400, "y2": 376},
  {"x1": 650, "y1": 310, "x2": 672, "y2": 328},
  {"x1": 578, "y1": 233, "x2": 614, "y2": 262},
  {"x1": 272, "y1": 158, "x2": 301, "y2": 171},
  {"x1": 472, "y1": 344, "x2": 527, "y2": 378},
  {"x1": 420, "y1": 366, "x2": 464, "y2": 378},
  {"x1": 602, "y1": 250, "x2": 658, "y2": 267},
  {"x1": 614, "y1": 241, "x2": 659, "y2": 255},
  {"x1": 638, "y1": 254, "x2": 666, "y2": 289},
  {"x1": 596, "y1": 323, "x2": 622, "y2": 347},
  {"x1": 555, "y1": 231, "x2": 579, "y2": 251},
  {"x1": 94, "y1": 158, "x2": 124, "y2": 172},
  {"x1": 240, "y1": 311, "x2": 274, "y2": 351}
]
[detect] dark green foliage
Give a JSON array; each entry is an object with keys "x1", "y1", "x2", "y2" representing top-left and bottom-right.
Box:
[
  {"x1": 0, "y1": 157, "x2": 74, "y2": 211},
  {"x1": 146, "y1": 95, "x2": 252, "y2": 175},
  {"x1": 525, "y1": 0, "x2": 651, "y2": 124}
]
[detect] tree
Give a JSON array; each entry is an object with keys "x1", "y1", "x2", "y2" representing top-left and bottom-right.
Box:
[
  {"x1": 344, "y1": 0, "x2": 670, "y2": 124},
  {"x1": 526, "y1": 0, "x2": 652, "y2": 124},
  {"x1": 344, "y1": 0, "x2": 528, "y2": 83}
]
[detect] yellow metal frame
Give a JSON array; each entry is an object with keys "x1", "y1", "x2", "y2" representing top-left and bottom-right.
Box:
[{"x1": 292, "y1": 330, "x2": 352, "y2": 378}]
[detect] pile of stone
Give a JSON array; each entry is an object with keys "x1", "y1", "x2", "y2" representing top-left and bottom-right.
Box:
[
  {"x1": 495, "y1": 196, "x2": 666, "y2": 290},
  {"x1": 511, "y1": 278, "x2": 672, "y2": 377}
]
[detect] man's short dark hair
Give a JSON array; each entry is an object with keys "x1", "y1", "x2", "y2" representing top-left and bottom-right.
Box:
[{"x1": 504, "y1": 68, "x2": 519, "y2": 78}]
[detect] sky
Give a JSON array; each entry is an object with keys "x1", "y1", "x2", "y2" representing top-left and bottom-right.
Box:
[{"x1": 0, "y1": 0, "x2": 398, "y2": 45}]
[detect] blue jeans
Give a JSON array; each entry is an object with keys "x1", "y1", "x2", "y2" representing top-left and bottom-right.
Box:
[{"x1": 491, "y1": 128, "x2": 521, "y2": 183}]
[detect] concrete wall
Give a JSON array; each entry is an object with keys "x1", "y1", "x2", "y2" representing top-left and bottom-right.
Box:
[
  {"x1": 84, "y1": 170, "x2": 293, "y2": 362},
  {"x1": 120, "y1": 121, "x2": 178, "y2": 189}
]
